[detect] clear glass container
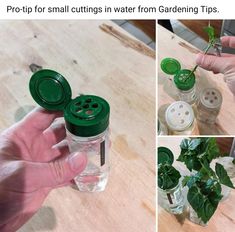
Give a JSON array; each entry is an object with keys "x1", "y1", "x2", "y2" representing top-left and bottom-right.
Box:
[
  {"x1": 178, "y1": 85, "x2": 197, "y2": 105},
  {"x1": 67, "y1": 128, "x2": 110, "y2": 192},
  {"x1": 158, "y1": 119, "x2": 168, "y2": 135},
  {"x1": 196, "y1": 88, "x2": 222, "y2": 124},
  {"x1": 158, "y1": 183, "x2": 184, "y2": 214},
  {"x1": 165, "y1": 101, "x2": 198, "y2": 135},
  {"x1": 174, "y1": 69, "x2": 197, "y2": 105},
  {"x1": 189, "y1": 206, "x2": 207, "y2": 226}
]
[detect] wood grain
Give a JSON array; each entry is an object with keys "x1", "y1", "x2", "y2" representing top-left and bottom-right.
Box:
[
  {"x1": 0, "y1": 20, "x2": 155, "y2": 232},
  {"x1": 158, "y1": 25, "x2": 235, "y2": 135}
]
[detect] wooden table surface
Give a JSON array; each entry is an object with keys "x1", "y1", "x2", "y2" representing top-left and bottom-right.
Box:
[
  {"x1": 158, "y1": 137, "x2": 235, "y2": 232},
  {"x1": 0, "y1": 20, "x2": 155, "y2": 232},
  {"x1": 158, "y1": 25, "x2": 235, "y2": 135}
]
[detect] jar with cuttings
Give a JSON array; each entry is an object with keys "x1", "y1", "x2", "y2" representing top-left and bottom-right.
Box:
[
  {"x1": 196, "y1": 88, "x2": 222, "y2": 124},
  {"x1": 165, "y1": 101, "x2": 198, "y2": 135},
  {"x1": 158, "y1": 147, "x2": 184, "y2": 214},
  {"x1": 29, "y1": 69, "x2": 110, "y2": 192},
  {"x1": 161, "y1": 58, "x2": 197, "y2": 105},
  {"x1": 158, "y1": 119, "x2": 168, "y2": 135}
]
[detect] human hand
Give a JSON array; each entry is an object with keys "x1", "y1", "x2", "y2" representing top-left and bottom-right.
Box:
[
  {"x1": 196, "y1": 36, "x2": 235, "y2": 96},
  {"x1": 0, "y1": 108, "x2": 87, "y2": 232}
]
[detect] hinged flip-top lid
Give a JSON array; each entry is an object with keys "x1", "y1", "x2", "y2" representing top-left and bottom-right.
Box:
[
  {"x1": 161, "y1": 58, "x2": 181, "y2": 75},
  {"x1": 158, "y1": 147, "x2": 174, "y2": 165},
  {"x1": 29, "y1": 69, "x2": 72, "y2": 111}
]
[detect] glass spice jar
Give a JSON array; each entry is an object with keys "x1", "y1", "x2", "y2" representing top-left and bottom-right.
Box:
[
  {"x1": 65, "y1": 95, "x2": 110, "y2": 192},
  {"x1": 29, "y1": 69, "x2": 111, "y2": 192},
  {"x1": 165, "y1": 101, "x2": 198, "y2": 135},
  {"x1": 158, "y1": 119, "x2": 168, "y2": 135},
  {"x1": 161, "y1": 58, "x2": 197, "y2": 105},
  {"x1": 196, "y1": 88, "x2": 222, "y2": 124},
  {"x1": 158, "y1": 183, "x2": 184, "y2": 214}
]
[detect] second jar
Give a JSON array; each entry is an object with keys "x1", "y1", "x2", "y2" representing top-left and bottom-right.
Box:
[{"x1": 161, "y1": 58, "x2": 197, "y2": 105}]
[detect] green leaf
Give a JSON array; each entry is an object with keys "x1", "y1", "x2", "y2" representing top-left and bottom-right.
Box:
[
  {"x1": 206, "y1": 138, "x2": 220, "y2": 162},
  {"x1": 187, "y1": 186, "x2": 204, "y2": 212},
  {"x1": 208, "y1": 191, "x2": 222, "y2": 207},
  {"x1": 180, "y1": 138, "x2": 190, "y2": 150},
  {"x1": 200, "y1": 199, "x2": 217, "y2": 223},
  {"x1": 204, "y1": 26, "x2": 215, "y2": 43},
  {"x1": 215, "y1": 163, "x2": 235, "y2": 189},
  {"x1": 188, "y1": 139, "x2": 201, "y2": 150},
  {"x1": 158, "y1": 163, "x2": 181, "y2": 190}
]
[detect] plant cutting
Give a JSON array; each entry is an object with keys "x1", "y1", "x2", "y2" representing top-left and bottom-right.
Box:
[
  {"x1": 186, "y1": 25, "x2": 221, "y2": 80},
  {"x1": 178, "y1": 138, "x2": 235, "y2": 224},
  {"x1": 158, "y1": 147, "x2": 184, "y2": 214}
]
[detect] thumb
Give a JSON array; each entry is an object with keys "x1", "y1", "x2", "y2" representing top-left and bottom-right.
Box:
[
  {"x1": 47, "y1": 152, "x2": 87, "y2": 187},
  {"x1": 196, "y1": 53, "x2": 228, "y2": 74},
  {"x1": 23, "y1": 152, "x2": 87, "y2": 190}
]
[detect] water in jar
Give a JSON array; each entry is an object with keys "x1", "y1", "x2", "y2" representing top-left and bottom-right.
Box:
[
  {"x1": 158, "y1": 183, "x2": 184, "y2": 214},
  {"x1": 67, "y1": 129, "x2": 110, "y2": 192},
  {"x1": 197, "y1": 88, "x2": 222, "y2": 124}
]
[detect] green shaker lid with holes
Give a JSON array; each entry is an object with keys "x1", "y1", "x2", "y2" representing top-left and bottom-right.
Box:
[
  {"x1": 29, "y1": 69, "x2": 110, "y2": 137},
  {"x1": 158, "y1": 147, "x2": 174, "y2": 165},
  {"x1": 161, "y1": 58, "x2": 181, "y2": 75},
  {"x1": 174, "y1": 69, "x2": 195, "y2": 91}
]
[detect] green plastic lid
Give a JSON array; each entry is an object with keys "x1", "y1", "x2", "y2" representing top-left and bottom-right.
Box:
[
  {"x1": 158, "y1": 147, "x2": 174, "y2": 165},
  {"x1": 29, "y1": 69, "x2": 110, "y2": 137},
  {"x1": 174, "y1": 69, "x2": 195, "y2": 91},
  {"x1": 64, "y1": 95, "x2": 110, "y2": 137},
  {"x1": 161, "y1": 58, "x2": 181, "y2": 75},
  {"x1": 29, "y1": 69, "x2": 72, "y2": 110}
]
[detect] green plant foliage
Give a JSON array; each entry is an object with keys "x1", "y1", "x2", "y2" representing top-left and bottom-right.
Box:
[
  {"x1": 186, "y1": 173, "x2": 222, "y2": 223},
  {"x1": 215, "y1": 163, "x2": 235, "y2": 189},
  {"x1": 177, "y1": 138, "x2": 220, "y2": 171},
  {"x1": 178, "y1": 137, "x2": 234, "y2": 224},
  {"x1": 158, "y1": 163, "x2": 181, "y2": 190},
  {"x1": 204, "y1": 26, "x2": 216, "y2": 44}
]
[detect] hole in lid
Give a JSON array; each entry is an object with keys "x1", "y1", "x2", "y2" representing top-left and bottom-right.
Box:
[
  {"x1": 85, "y1": 110, "x2": 93, "y2": 115},
  {"x1": 181, "y1": 119, "x2": 185, "y2": 124},
  {"x1": 214, "y1": 96, "x2": 218, "y2": 100},
  {"x1": 210, "y1": 100, "x2": 214, "y2": 104},
  {"x1": 83, "y1": 104, "x2": 89, "y2": 109},
  {"x1": 206, "y1": 92, "x2": 210, "y2": 95},
  {"x1": 76, "y1": 107, "x2": 82, "y2": 113},
  {"x1": 85, "y1": 98, "x2": 92, "y2": 103},
  {"x1": 179, "y1": 104, "x2": 183, "y2": 109},
  {"x1": 185, "y1": 111, "x2": 189, "y2": 115},
  {"x1": 178, "y1": 113, "x2": 181, "y2": 116},
  {"x1": 75, "y1": 101, "x2": 81, "y2": 106},
  {"x1": 205, "y1": 97, "x2": 208, "y2": 100},
  {"x1": 92, "y1": 103, "x2": 98, "y2": 108},
  {"x1": 212, "y1": 91, "x2": 215, "y2": 95},
  {"x1": 170, "y1": 108, "x2": 175, "y2": 113}
]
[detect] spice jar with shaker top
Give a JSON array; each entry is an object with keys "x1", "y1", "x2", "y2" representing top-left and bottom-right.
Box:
[
  {"x1": 165, "y1": 101, "x2": 198, "y2": 135},
  {"x1": 29, "y1": 69, "x2": 110, "y2": 192},
  {"x1": 161, "y1": 58, "x2": 197, "y2": 105},
  {"x1": 196, "y1": 87, "x2": 222, "y2": 124}
]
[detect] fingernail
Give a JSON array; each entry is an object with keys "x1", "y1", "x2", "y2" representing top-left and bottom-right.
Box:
[{"x1": 69, "y1": 153, "x2": 87, "y2": 172}]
